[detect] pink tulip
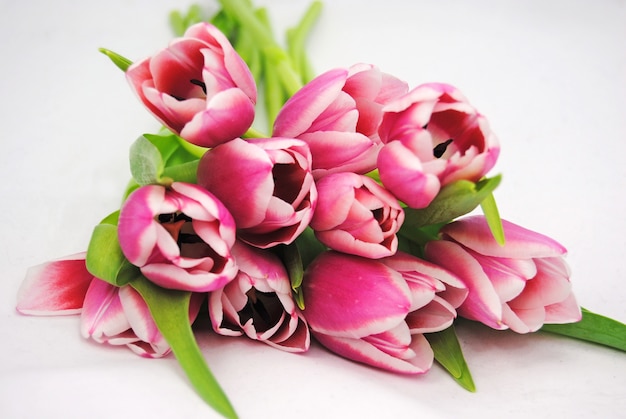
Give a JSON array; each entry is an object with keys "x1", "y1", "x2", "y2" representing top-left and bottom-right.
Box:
[
  {"x1": 197, "y1": 137, "x2": 317, "y2": 248},
  {"x1": 117, "y1": 182, "x2": 238, "y2": 292},
  {"x1": 302, "y1": 251, "x2": 466, "y2": 374},
  {"x1": 425, "y1": 215, "x2": 582, "y2": 333},
  {"x1": 310, "y1": 172, "x2": 404, "y2": 258},
  {"x1": 126, "y1": 22, "x2": 257, "y2": 148},
  {"x1": 377, "y1": 83, "x2": 500, "y2": 208},
  {"x1": 273, "y1": 63, "x2": 408, "y2": 178},
  {"x1": 209, "y1": 241, "x2": 310, "y2": 352}
]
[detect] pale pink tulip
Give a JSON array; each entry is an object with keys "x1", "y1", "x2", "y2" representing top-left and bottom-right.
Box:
[
  {"x1": 126, "y1": 22, "x2": 257, "y2": 148},
  {"x1": 377, "y1": 83, "x2": 499, "y2": 208},
  {"x1": 273, "y1": 63, "x2": 408, "y2": 178},
  {"x1": 302, "y1": 251, "x2": 466, "y2": 374},
  {"x1": 117, "y1": 182, "x2": 238, "y2": 292},
  {"x1": 425, "y1": 215, "x2": 581, "y2": 333},
  {"x1": 197, "y1": 137, "x2": 317, "y2": 248},
  {"x1": 310, "y1": 172, "x2": 404, "y2": 258},
  {"x1": 209, "y1": 241, "x2": 310, "y2": 352}
]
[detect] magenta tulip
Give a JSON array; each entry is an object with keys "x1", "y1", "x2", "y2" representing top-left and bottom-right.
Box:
[
  {"x1": 117, "y1": 182, "x2": 238, "y2": 292},
  {"x1": 197, "y1": 137, "x2": 317, "y2": 248},
  {"x1": 310, "y1": 172, "x2": 404, "y2": 258},
  {"x1": 425, "y1": 215, "x2": 582, "y2": 333},
  {"x1": 209, "y1": 241, "x2": 310, "y2": 352},
  {"x1": 377, "y1": 83, "x2": 500, "y2": 208},
  {"x1": 273, "y1": 63, "x2": 408, "y2": 178},
  {"x1": 126, "y1": 22, "x2": 257, "y2": 148},
  {"x1": 302, "y1": 251, "x2": 466, "y2": 374}
]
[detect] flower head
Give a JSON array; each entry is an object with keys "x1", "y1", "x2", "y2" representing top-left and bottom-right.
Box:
[
  {"x1": 302, "y1": 251, "x2": 466, "y2": 374},
  {"x1": 310, "y1": 172, "x2": 404, "y2": 258},
  {"x1": 425, "y1": 215, "x2": 581, "y2": 333},
  {"x1": 197, "y1": 137, "x2": 317, "y2": 248},
  {"x1": 377, "y1": 83, "x2": 499, "y2": 208},
  {"x1": 209, "y1": 241, "x2": 310, "y2": 352},
  {"x1": 126, "y1": 22, "x2": 257, "y2": 148},
  {"x1": 273, "y1": 64, "x2": 408, "y2": 178},
  {"x1": 117, "y1": 182, "x2": 238, "y2": 292}
]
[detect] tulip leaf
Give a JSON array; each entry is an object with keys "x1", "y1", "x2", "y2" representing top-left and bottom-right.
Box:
[
  {"x1": 274, "y1": 242, "x2": 305, "y2": 309},
  {"x1": 540, "y1": 307, "x2": 626, "y2": 352},
  {"x1": 129, "y1": 136, "x2": 167, "y2": 186},
  {"x1": 426, "y1": 325, "x2": 476, "y2": 392},
  {"x1": 85, "y1": 211, "x2": 139, "y2": 287},
  {"x1": 131, "y1": 276, "x2": 238, "y2": 419},
  {"x1": 480, "y1": 191, "x2": 505, "y2": 245},
  {"x1": 98, "y1": 47, "x2": 132, "y2": 72},
  {"x1": 403, "y1": 175, "x2": 501, "y2": 229}
]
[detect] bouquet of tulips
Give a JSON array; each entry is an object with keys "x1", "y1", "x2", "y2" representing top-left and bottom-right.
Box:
[{"x1": 15, "y1": 1, "x2": 626, "y2": 418}]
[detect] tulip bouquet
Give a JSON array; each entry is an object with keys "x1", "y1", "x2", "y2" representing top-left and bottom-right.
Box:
[{"x1": 14, "y1": 1, "x2": 626, "y2": 418}]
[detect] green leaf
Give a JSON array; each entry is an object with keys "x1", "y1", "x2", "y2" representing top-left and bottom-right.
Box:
[
  {"x1": 274, "y1": 242, "x2": 305, "y2": 309},
  {"x1": 540, "y1": 307, "x2": 626, "y2": 352},
  {"x1": 480, "y1": 191, "x2": 505, "y2": 245},
  {"x1": 426, "y1": 325, "x2": 476, "y2": 392},
  {"x1": 85, "y1": 211, "x2": 139, "y2": 286},
  {"x1": 98, "y1": 47, "x2": 132, "y2": 72},
  {"x1": 129, "y1": 136, "x2": 166, "y2": 186},
  {"x1": 131, "y1": 277, "x2": 238, "y2": 419},
  {"x1": 403, "y1": 175, "x2": 502, "y2": 229}
]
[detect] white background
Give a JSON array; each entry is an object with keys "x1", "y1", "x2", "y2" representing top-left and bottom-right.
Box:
[{"x1": 1, "y1": 0, "x2": 625, "y2": 418}]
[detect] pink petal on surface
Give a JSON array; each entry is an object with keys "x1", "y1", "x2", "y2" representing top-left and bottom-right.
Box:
[
  {"x1": 17, "y1": 252, "x2": 93, "y2": 316},
  {"x1": 80, "y1": 279, "x2": 130, "y2": 340}
]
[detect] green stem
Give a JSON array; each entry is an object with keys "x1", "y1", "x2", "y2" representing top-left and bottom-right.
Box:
[
  {"x1": 287, "y1": 1, "x2": 323, "y2": 83},
  {"x1": 131, "y1": 277, "x2": 238, "y2": 419},
  {"x1": 243, "y1": 127, "x2": 269, "y2": 138}
]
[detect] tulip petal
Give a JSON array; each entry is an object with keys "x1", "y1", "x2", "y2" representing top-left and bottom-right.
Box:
[
  {"x1": 441, "y1": 215, "x2": 567, "y2": 258},
  {"x1": 17, "y1": 253, "x2": 93, "y2": 316}
]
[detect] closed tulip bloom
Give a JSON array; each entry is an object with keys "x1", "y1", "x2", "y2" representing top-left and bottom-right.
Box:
[
  {"x1": 118, "y1": 182, "x2": 238, "y2": 292},
  {"x1": 273, "y1": 63, "x2": 408, "y2": 178},
  {"x1": 209, "y1": 241, "x2": 310, "y2": 352},
  {"x1": 126, "y1": 22, "x2": 257, "y2": 148},
  {"x1": 425, "y1": 216, "x2": 581, "y2": 333},
  {"x1": 310, "y1": 172, "x2": 404, "y2": 258},
  {"x1": 377, "y1": 83, "x2": 499, "y2": 208},
  {"x1": 197, "y1": 137, "x2": 317, "y2": 248},
  {"x1": 302, "y1": 251, "x2": 466, "y2": 374}
]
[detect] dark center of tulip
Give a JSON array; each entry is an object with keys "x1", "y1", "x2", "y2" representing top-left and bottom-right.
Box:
[
  {"x1": 433, "y1": 139, "x2": 453, "y2": 158},
  {"x1": 239, "y1": 289, "x2": 282, "y2": 333},
  {"x1": 158, "y1": 212, "x2": 219, "y2": 260},
  {"x1": 190, "y1": 79, "x2": 207, "y2": 95}
]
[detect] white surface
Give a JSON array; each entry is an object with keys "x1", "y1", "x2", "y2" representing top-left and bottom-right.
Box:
[{"x1": 1, "y1": 0, "x2": 625, "y2": 418}]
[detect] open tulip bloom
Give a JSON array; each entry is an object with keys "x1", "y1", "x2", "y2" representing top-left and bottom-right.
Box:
[{"x1": 15, "y1": 1, "x2": 626, "y2": 418}]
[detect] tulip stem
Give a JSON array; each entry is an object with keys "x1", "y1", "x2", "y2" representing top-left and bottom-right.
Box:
[{"x1": 131, "y1": 277, "x2": 238, "y2": 419}]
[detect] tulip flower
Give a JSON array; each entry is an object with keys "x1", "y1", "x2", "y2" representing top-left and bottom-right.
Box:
[
  {"x1": 117, "y1": 182, "x2": 238, "y2": 292},
  {"x1": 209, "y1": 241, "x2": 310, "y2": 352},
  {"x1": 197, "y1": 137, "x2": 317, "y2": 248},
  {"x1": 126, "y1": 22, "x2": 257, "y2": 148},
  {"x1": 273, "y1": 63, "x2": 408, "y2": 178},
  {"x1": 302, "y1": 251, "x2": 466, "y2": 374},
  {"x1": 377, "y1": 83, "x2": 500, "y2": 208},
  {"x1": 310, "y1": 172, "x2": 404, "y2": 258},
  {"x1": 425, "y1": 215, "x2": 582, "y2": 333},
  {"x1": 16, "y1": 253, "x2": 203, "y2": 358}
]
